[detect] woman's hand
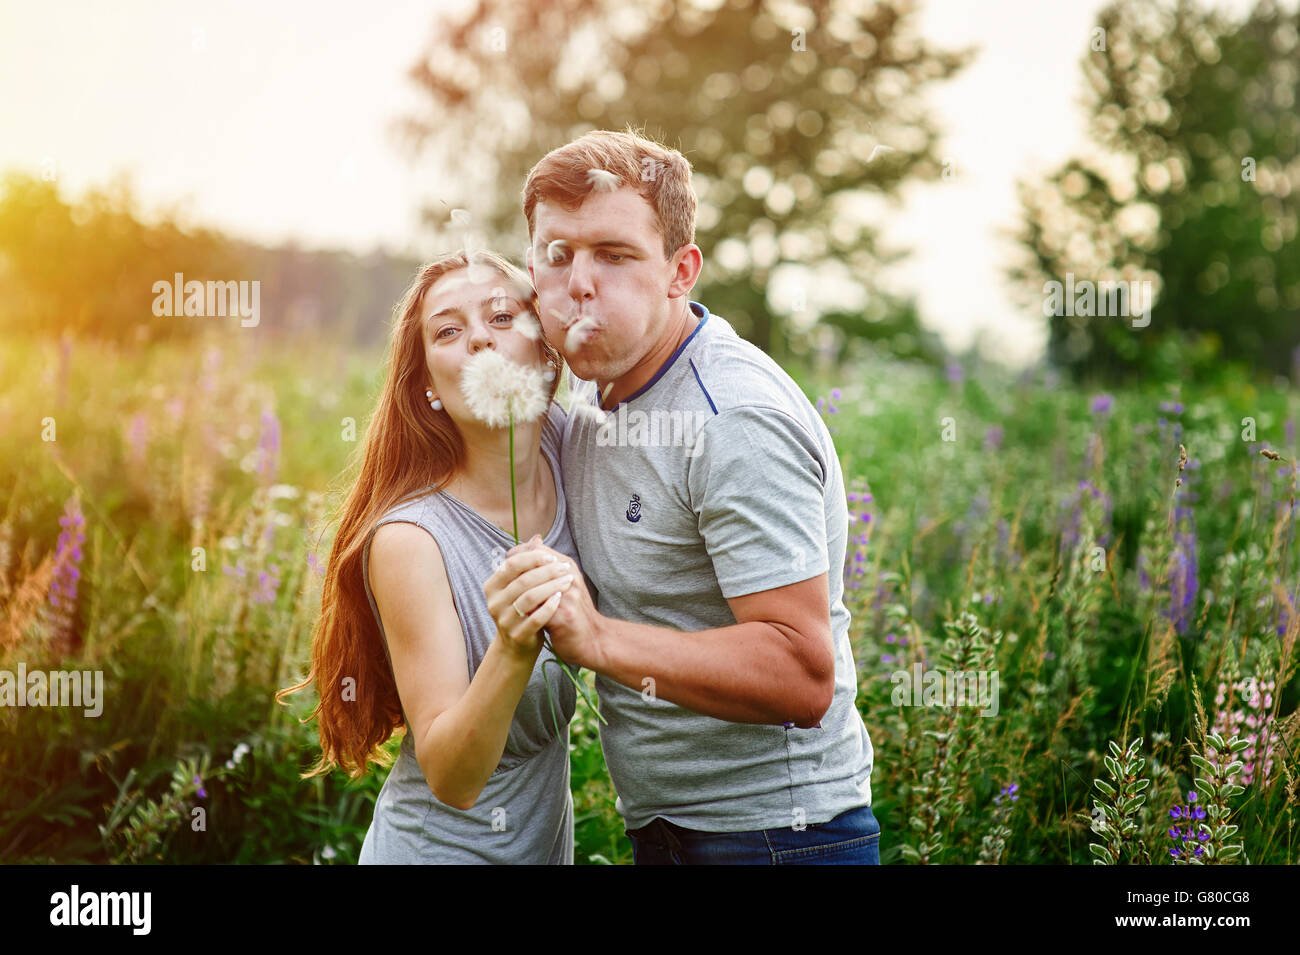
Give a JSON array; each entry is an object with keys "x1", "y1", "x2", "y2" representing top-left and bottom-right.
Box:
[
  {"x1": 495, "y1": 538, "x2": 602, "y2": 670},
  {"x1": 484, "y1": 547, "x2": 575, "y2": 656}
]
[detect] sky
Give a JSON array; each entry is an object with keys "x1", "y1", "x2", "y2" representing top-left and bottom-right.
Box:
[{"x1": 0, "y1": 0, "x2": 1262, "y2": 367}]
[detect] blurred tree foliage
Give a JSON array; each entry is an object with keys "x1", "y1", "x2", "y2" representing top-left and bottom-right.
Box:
[
  {"x1": 0, "y1": 172, "x2": 419, "y2": 347},
  {"x1": 1012, "y1": 0, "x2": 1300, "y2": 384},
  {"x1": 0, "y1": 173, "x2": 238, "y2": 344},
  {"x1": 397, "y1": 0, "x2": 971, "y2": 360}
]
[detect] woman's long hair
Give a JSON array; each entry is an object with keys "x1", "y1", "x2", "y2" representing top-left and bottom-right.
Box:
[{"x1": 278, "y1": 249, "x2": 562, "y2": 778}]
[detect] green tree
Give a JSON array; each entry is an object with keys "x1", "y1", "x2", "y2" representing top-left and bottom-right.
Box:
[
  {"x1": 0, "y1": 172, "x2": 240, "y2": 344},
  {"x1": 1011, "y1": 0, "x2": 1300, "y2": 383},
  {"x1": 397, "y1": 0, "x2": 970, "y2": 357}
]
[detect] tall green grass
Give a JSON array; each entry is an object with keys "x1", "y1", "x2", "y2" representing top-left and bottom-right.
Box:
[{"x1": 1, "y1": 331, "x2": 1296, "y2": 863}]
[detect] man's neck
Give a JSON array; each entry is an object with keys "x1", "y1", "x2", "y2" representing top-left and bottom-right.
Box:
[{"x1": 599, "y1": 302, "x2": 698, "y2": 410}]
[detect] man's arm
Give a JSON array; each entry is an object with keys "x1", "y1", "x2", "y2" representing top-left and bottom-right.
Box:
[
  {"x1": 490, "y1": 544, "x2": 833, "y2": 726},
  {"x1": 593, "y1": 572, "x2": 836, "y2": 728},
  {"x1": 496, "y1": 403, "x2": 841, "y2": 726}
]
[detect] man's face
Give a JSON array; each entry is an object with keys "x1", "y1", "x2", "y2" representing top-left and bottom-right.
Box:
[{"x1": 528, "y1": 186, "x2": 675, "y2": 384}]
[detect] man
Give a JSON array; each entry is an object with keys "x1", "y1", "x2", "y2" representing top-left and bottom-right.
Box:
[{"x1": 486, "y1": 129, "x2": 877, "y2": 864}]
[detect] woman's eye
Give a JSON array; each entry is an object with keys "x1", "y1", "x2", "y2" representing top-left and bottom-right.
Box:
[
  {"x1": 491, "y1": 311, "x2": 514, "y2": 323},
  {"x1": 436, "y1": 326, "x2": 457, "y2": 339}
]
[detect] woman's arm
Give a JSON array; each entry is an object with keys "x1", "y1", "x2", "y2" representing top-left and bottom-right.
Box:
[{"x1": 368, "y1": 522, "x2": 573, "y2": 810}]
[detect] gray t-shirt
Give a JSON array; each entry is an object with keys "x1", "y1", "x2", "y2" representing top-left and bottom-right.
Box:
[
  {"x1": 358, "y1": 401, "x2": 578, "y2": 863},
  {"x1": 562, "y1": 301, "x2": 874, "y2": 833}
]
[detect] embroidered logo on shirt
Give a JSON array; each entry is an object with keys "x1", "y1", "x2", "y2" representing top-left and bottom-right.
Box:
[{"x1": 626, "y1": 493, "x2": 642, "y2": 523}]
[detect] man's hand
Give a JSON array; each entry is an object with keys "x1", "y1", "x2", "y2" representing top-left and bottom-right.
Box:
[{"x1": 487, "y1": 536, "x2": 603, "y2": 669}]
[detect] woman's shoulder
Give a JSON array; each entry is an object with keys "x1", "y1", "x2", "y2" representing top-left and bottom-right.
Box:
[
  {"x1": 365, "y1": 490, "x2": 458, "y2": 560},
  {"x1": 374, "y1": 489, "x2": 440, "y2": 530},
  {"x1": 540, "y1": 399, "x2": 567, "y2": 454}
]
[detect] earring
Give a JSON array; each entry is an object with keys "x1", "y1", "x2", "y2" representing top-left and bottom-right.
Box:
[{"x1": 426, "y1": 388, "x2": 442, "y2": 411}]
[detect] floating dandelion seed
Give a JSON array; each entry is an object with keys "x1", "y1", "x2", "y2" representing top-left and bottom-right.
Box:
[
  {"x1": 566, "y1": 376, "x2": 609, "y2": 426},
  {"x1": 866, "y1": 144, "x2": 896, "y2": 163},
  {"x1": 586, "y1": 168, "x2": 621, "y2": 192},
  {"x1": 566, "y1": 315, "x2": 597, "y2": 353},
  {"x1": 466, "y1": 260, "x2": 500, "y2": 285},
  {"x1": 450, "y1": 208, "x2": 471, "y2": 227},
  {"x1": 546, "y1": 240, "x2": 568, "y2": 264},
  {"x1": 460, "y1": 350, "x2": 549, "y2": 429},
  {"x1": 600, "y1": 381, "x2": 615, "y2": 405},
  {"x1": 570, "y1": 400, "x2": 609, "y2": 427},
  {"x1": 513, "y1": 311, "x2": 542, "y2": 341}
]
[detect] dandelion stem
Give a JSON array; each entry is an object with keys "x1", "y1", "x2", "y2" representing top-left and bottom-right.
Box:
[{"x1": 509, "y1": 413, "x2": 519, "y2": 545}]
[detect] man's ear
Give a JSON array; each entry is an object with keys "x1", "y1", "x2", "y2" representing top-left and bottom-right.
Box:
[
  {"x1": 668, "y1": 244, "x2": 703, "y2": 298},
  {"x1": 524, "y1": 244, "x2": 534, "y2": 278}
]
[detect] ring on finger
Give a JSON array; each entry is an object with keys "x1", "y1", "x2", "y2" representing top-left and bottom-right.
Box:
[{"x1": 513, "y1": 599, "x2": 526, "y2": 619}]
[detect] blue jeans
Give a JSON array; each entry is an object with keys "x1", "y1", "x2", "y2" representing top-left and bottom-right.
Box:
[{"x1": 626, "y1": 805, "x2": 881, "y2": 865}]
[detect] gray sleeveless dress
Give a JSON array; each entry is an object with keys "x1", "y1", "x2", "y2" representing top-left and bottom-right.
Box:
[{"x1": 357, "y1": 402, "x2": 579, "y2": 864}]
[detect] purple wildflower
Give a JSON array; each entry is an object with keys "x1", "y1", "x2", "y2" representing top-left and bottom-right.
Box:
[
  {"x1": 48, "y1": 496, "x2": 86, "y2": 640},
  {"x1": 1090, "y1": 393, "x2": 1113, "y2": 415},
  {"x1": 257, "y1": 409, "x2": 281, "y2": 484},
  {"x1": 252, "y1": 564, "x2": 281, "y2": 606},
  {"x1": 126, "y1": 413, "x2": 148, "y2": 466}
]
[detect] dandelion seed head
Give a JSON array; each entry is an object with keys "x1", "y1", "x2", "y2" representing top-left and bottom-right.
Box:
[{"x1": 459, "y1": 350, "x2": 549, "y2": 428}]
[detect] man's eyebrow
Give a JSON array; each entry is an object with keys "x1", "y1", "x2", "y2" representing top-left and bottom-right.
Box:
[
  {"x1": 427, "y1": 296, "x2": 521, "y2": 321},
  {"x1": 538, "y1": 236, "x2": 644, "y2": 251}
]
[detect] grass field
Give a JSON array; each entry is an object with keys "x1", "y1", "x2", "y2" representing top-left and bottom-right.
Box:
[{"x1": 2, "y1": 329, "x2": 1297, "y2": 864}]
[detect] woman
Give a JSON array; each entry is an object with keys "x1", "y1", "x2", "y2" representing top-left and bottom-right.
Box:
[{"x1": 279, "y1": 249, "x2": 583, "y2": 864}]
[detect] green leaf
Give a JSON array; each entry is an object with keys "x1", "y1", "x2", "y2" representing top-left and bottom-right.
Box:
[
  {"x1": 1190, "y1": 754, "x2": 1216, "y2": 774},
  {"x1": 1104, "y1": 755, "x2": 1122, "y2": 780},
  {"x1": 1094, "y1": 779, "x2": 1116, "y2": 797},
  {"x1": 1219, "y1": 844, "x2": 1243, "y2": 860},
  {"x1": 1089, "y1": 843, "x2": 1111, "y2": 861}
]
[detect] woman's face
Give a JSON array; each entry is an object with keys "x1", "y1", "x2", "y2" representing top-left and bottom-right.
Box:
[{"x1": 420, "y1": 266, "x2": 548, "y2": 428}]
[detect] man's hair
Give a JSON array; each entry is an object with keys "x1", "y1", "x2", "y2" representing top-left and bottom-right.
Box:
[{"x1": 522, "y1": 128, "x2": 696, "y2": 260}]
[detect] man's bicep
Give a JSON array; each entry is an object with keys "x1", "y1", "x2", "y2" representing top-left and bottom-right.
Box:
[{"x1": 690, "y1": 408, "x2": 831, "y2": 599}]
